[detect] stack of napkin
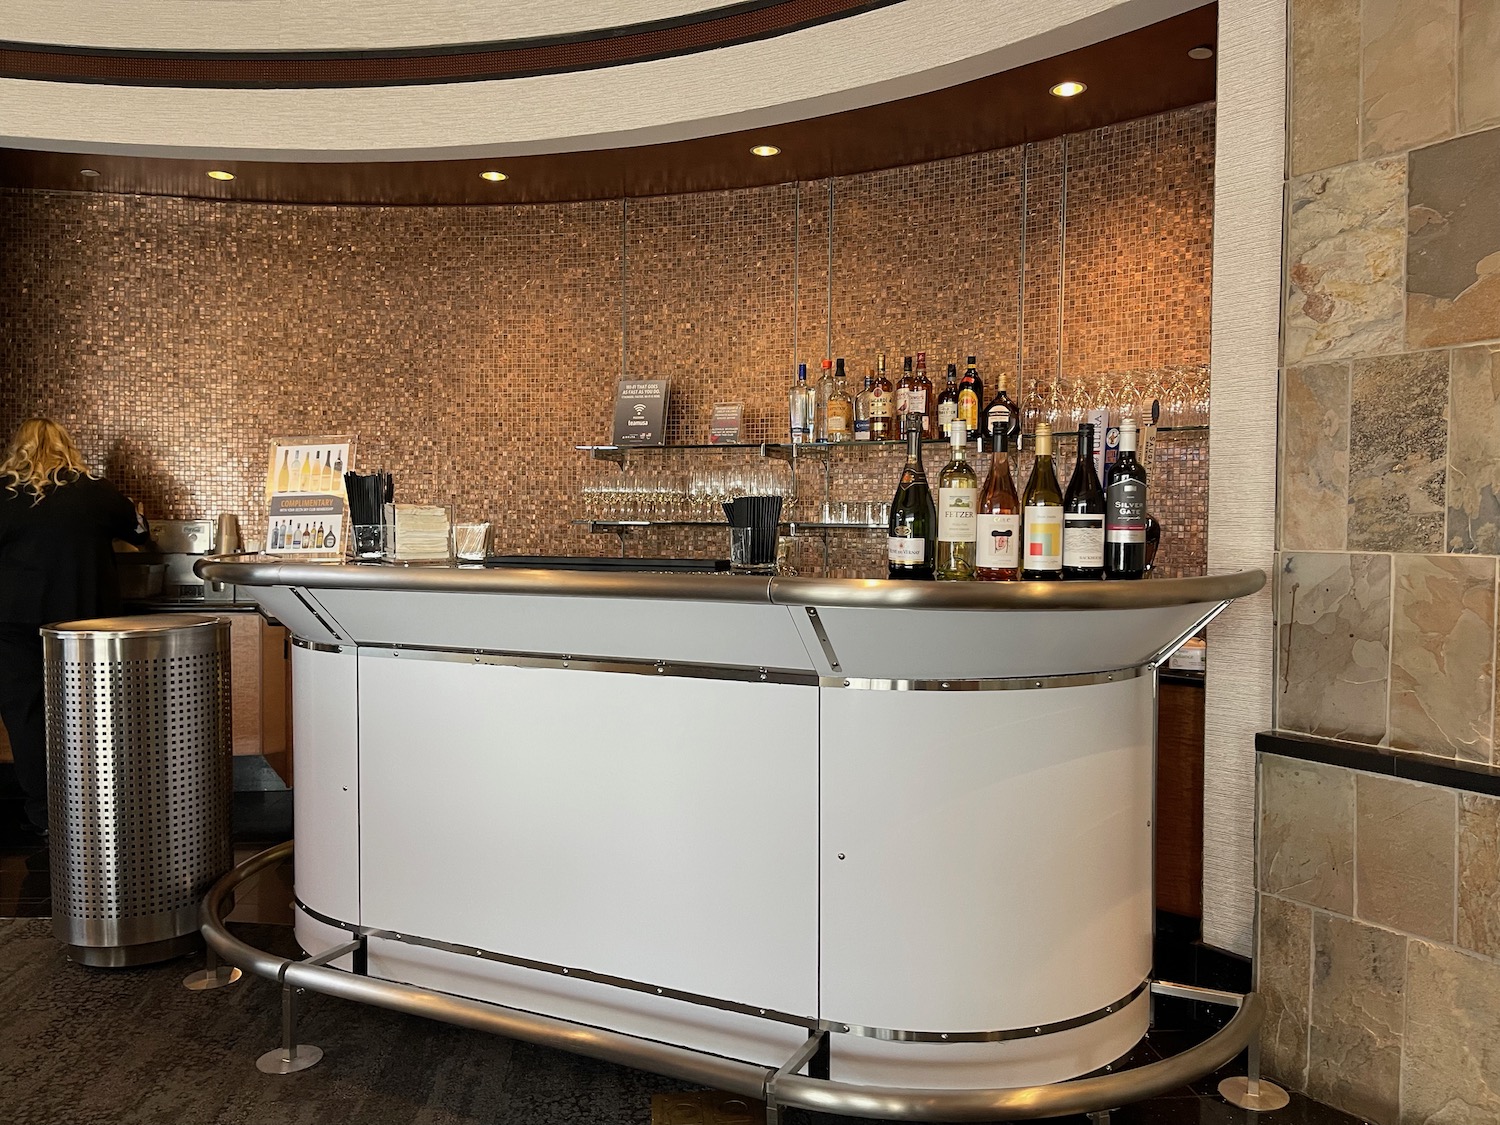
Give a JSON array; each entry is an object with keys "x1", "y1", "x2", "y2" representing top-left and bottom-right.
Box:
[{"x1": 385, "y1": 503, "x2": 451, "y2": 561}]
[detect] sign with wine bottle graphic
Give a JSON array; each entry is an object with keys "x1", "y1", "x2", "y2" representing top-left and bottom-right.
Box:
[{"x1": 265, "y1": 436, "x2": 355, "y2": 559}]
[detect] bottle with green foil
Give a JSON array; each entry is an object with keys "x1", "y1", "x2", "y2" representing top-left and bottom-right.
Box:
[{"x1": 888, "y1": 424, "x2": 936, "y2": 580}]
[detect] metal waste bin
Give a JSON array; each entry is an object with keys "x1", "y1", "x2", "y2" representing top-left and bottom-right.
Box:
[{"x1": 43, "y1": 615, "x2": 233, "y2": 967}]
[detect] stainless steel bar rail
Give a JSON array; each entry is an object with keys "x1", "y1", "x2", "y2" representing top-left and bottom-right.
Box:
[{"x1": 202, "y1": 843, "x2": 1264, "y2": 1122}]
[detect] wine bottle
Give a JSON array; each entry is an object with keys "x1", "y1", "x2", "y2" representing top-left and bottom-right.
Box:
[
  {"x1": 287, "y1": 450, "x2": 301, "y2": 492},
  {"x1": 958, "y1": 355, "x2": 984, "y2": 442},
  {"x1": 870, "y1": 353, "x2": 896, "y2": 440},
  {"x1": 1062, "y1": 423, "x2": 1106, "y2": 580},
  {"x1": 276, "y1": 450, "x2": 290, "y2": 493},
  {"x1": 826, "y1": 358, "x2": 854, "y2": 442},
  {"x1": 298, "y1": 451, "x2": 312, "y2": 491},
  {"x1": 912, "y1": 352, "x2": 936, "y2": 440},
  {"x1": 813, "y1": 358, "x2": 834, "y2": 441},
  {"x1": 1105, "y1": 417, "x2": 1148, "y2": 579},
  {"x1": 983, "y1": 374, "x2": 1022, "y2": 450},
  {"x1": 935, "y1": 424, "x2": 978, "y2": 580},
  {"x1": 788, "y1": 363, "x2": 814, "y2": 443},
  {"x1": 1021, "y1": 422, "x2": 1063, "y2": 581},
  {"x1": 937, "y1": 363, "x2": 960, "y2": 439},
  {"x1": 854, "y1": 374, "x2": 874, "y2": 441},
  {"x1": 974, "y1": 419, "x2": 1021, "y2": 581},
  {"x1": 887, "y1": 424, "x2": 936, "y2": 580}
]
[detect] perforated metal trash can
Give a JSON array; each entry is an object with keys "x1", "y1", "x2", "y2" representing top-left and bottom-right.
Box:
[{"x1": 42, "y1": 615, "x2": 233, "y2": 967}]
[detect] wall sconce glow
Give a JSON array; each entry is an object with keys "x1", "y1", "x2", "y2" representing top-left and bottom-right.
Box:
[
  {"x1": 1049, "y1": 81, "x2": 1086, "y2": 98},
  {"x1": 1187, "y1": 45, "x2": 1215, "y2": 60},
  {"x1": 79, "y1": 169, "x2": 100, "y2": 178},
  {"x1": 750, "y1": 145, "x2": 781, "y2": 157},
  {"x1": 480, "y1": 171, "x2": 508, "y2": 182},
  {"x1": 206, "y1": 170, "x2": 235, "y2": 181}
]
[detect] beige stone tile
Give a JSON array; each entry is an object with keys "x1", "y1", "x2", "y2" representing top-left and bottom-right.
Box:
[
  {"x1": 1308, "y1": 912, "x2": 1405, "y2": 1123},
  {"x1": 1461, "y1": 0, "x2": 1500, "y2": 132},
  {"x1": 1408, "y1": 128, "x2": 1500, "y2": 349},
  {"x1": 1390, "y1": 554, "x2": 1497, "y2": 761},
  {"x1": 1458, "y1": 793, "x2": 1500, "y2": 958},
  {"x1": 1285, "y1": 159, "x2": 1407, "y2": 365},
  {"x1": 1280, "y1": 363, "x2": 1349, "y2": 551},
  {"x1": 1362, "y1": 0, "x2": 1458, "y2": 157},
  {"x1": 1449, "y1": 346, "x2": 1500, "y2": 553},
  {"x1": 1257, "y1": 895, "x2": 1311, "y2": 1089},
  {"x1": 1260, "y1": 754, "x2": 1355, "y2": 911},
  {"x1": 1355, "y1": 774, "x2": 1457, "y2": 940},
  {"x1": 1402, "y1": 939, "x2": 1500, "y2": 1122},
  {"x1": 1277, "y1": 552, "x2": 1391, "y2": 744},
  {"x1": 1291, "y1": 0, "x2": 1362, "y2": 175},
  {"x1": 1348, "y1": 352, "x2": 1448, "y2": 553}
]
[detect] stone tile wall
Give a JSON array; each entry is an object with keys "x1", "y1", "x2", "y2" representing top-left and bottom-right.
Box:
[{"x1": 1270, "y1": 2, "x2": 1500, "y2": 1118}]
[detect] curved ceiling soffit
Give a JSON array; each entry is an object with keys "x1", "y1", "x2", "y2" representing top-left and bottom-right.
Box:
[{"x1": 0, "y1": 0, "x2": 1207, "y2": 161}]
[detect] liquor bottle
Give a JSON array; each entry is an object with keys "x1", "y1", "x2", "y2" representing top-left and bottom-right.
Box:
[
  {"x1": 1021, "y1": 422, "x2": 1063, "y2": 580},
  {"x1": 854, "y1": 374, "x2": 875, "y2": 442},
  {"x1": 895, "y1": 355, "x2": 915, "y2": 428},
  {"x1": 1105, "y1": 417, "x2": 1148, "y2": 579},
  {"x1": 275, "y1": 450, "x2": 290, "y2": 493},
  {"x1": 935, "y1": 424, "x2": 978, "y2": 580},
  {"x1": 326, "y1": 526, "x2": 337, "y2": 550},
  {"x1": 958, "y1": 355, "x2": 984, "y2": 441},
  {"x1": 983, "y1": 374, "x2": 1022, "y2": 450},
  {"x1": 315, "y1": 520, "x2": 325, "y2": 547},
  {"x1": 298, "y1": 450, "x2": 312, "y2": 491},
  {"x1": 974, "y1": 419, "x2": 1021, "y2": 581},
  {"x1": 937, "y1": 363, "x2": 960, "y2": 439},
  {"x1": 912, "y1": 352, "x2": 936, "y2": 440},
  {"x1": 813, "y1": 358, "x2": 834, "y2": 441},
  {"x1": 825, "y1": 358, "x2": 854, "y2": 442},
  {"x1": 788, "y1": 363, "x2": 814, "y2": 443},
  {"x1": 270, "y1": 522, "x2": 281, "y2": 551},
  {"x1": 870, "y1": 353, "x2": 896, "y2": 440},
  {"x1": 287, "y1": 450, "x2": 301, "y2": 492},
  {"x1": 1062, "y1": 423, "x2": 1105, "y2": 580},
  {"x1": 887, "y1": 424, "x2": 936, "y2": 580}
]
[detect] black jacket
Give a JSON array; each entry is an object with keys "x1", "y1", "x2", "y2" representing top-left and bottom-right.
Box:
[{"x1": 0, "y1": 473, "x2": 149, "y2": 626}]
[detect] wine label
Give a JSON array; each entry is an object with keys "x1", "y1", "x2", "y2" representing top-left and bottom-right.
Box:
[
  {"x1": 1063, "y1": 514, "x2": 1105, "y2": 568},
  {"x1": 869, "y1": 393, "x2": 892, "y2": 418},
  {"x1": 907, "y1": 388, "x2": 928, "y2": 415},
  {"x1": 1023, "y1": 504, "x2": 1064, "y2": 570},
  {"x1": 976, "y1": 513, "x2": 1020, "y2": 568},
  {"x1": 959, "y1": 389, "x2": 979, "y2": 431},
  {"x1": 937, "y1": 486, "x2": 978, "y2": 542},
  {"x1": 887, "y1": 535, "x2": 926, "y2": 565},
  {"x1": 895, "y1": 387, "x2": 909, "y2": 415},
  {"x1": 826, "y1": 408, "x2": 851, "y2": 437},
  {"x1": 1106, "y1": 479, "x2": 1147, "y2": 543},
  {"x1": 937, "y1": 401, "x2": 959, "y2": 435},
  {"x1": 854, "y1": 418, "x2": 872, "y2": 440}
]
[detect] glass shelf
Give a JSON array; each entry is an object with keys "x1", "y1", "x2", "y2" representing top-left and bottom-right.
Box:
[{"x1": 573, "y1": 519, "x2": 884, "y2": 533}]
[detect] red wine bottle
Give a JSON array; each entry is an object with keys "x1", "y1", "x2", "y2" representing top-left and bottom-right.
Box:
[
  {"x1": 1105, "y1": 417, "x2": 1148, "y2": 579},
  {"x1": 1062, "y1": 423, "x2": 1105, "y2": 580}
]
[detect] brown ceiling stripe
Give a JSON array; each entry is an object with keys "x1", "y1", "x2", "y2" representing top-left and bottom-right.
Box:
[{"x1": 0, "y1": 0, "x2": 903, "y2": 88}]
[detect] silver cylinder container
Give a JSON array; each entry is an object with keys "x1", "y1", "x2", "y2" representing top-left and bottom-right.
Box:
[{"x1": 43, "y1": 615, "x2": 233, "y2": 967}]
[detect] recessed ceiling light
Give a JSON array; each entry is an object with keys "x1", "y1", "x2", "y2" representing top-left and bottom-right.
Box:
[
  {"x1": 750, "y1": 144, "x2": 781, "y2": 157},
  {"x1": 206, "y1": 170, "x2": 235, "y2": 181},
  {"x1": 480, "y1": 170, "x2": 507, "y2": 182},
  {"x1": 79, "y1": 168, "x2": 100, "y2": 178},
  {"x1": 1188, "y1": 45, "x2": 1215, "y2": 60},
  {"x1": 1049, "y1": 81, "x2": 1086, "y2": 98}
]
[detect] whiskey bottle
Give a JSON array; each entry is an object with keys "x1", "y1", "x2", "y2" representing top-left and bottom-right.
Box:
[
  {"x1": 983, "y1": 374, "x2": 1022, "y2": 450},
  {"x1": 935, "y1": 424, "x2": 978, "y2": 580},
  {"x1": 1062, "y1": 423, "x2": 1105, "y2": 580},
  {"x1": 912, "y1": 352, "x2": 936, "y2": 440},
  {"x1": 825, "y1": 358, "x2": 854, "y2": 442},
  {"x1": 974, "y1": 419, "x2": 1021, "y2": 581},
  {"x1": 887, "y1": 424, "x2": 936, "y2": 580},
  {"x1": 958, "y1": 355, "x2": 984, "y2": 441},
  {"x1": 937, "y1": 363, "x2": 960, "y2": 439},
  {"x1": 1021, "y1": 422, "x2": 1063, "y2": 580},
  {"x1": 895, "y1": 355, "x2": 915, "y2": 428},
  {"x1": 870, "y1": 353, "x2": 896, "y2": 440}
]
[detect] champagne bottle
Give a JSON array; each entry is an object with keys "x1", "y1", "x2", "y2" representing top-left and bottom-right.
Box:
[
  {"x1": 974, "y1": 419, "x2": 1021, "y2": 581},
  {"x1": 276, "y1": 450, "x2": 290, "y2": 493},
  {"x1": 937, "y1": 363, "x2": 960, "y2": 439},
  {"x1": 826, "y1": 358, "x2": 854, "y2": 442},
  {"x1": 788, "y1": 363, "x2": 814, "y2": 443},
  {"x1": 887, "y1": 424, "x2": 936, "y2": 580},
  {"x1": 935, "y1": 424, "x2": 978, "y2": 580},
  {"x1": 958, "y1": 355, "x2": 984, "y2": 442},
  {"x1": 870, "y1": 353, "x2": 895, "y2": 440},
  {"x1": 1021, "y1": 422, "x2": 1063, "y2": 581},
  {"x1": 1105, "y1": 417, "x2": 1148, "y2": 579},
  {"x1": 1062, "y1": 423, "x2": 1106, "y2": 580}
]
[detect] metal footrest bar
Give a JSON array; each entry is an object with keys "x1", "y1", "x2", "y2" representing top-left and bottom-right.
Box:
[{"x1": 202, "y1": 843, "x2": 1264, "y2": 1120}]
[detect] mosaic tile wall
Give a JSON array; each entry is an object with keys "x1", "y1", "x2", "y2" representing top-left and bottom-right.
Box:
[
  {"x1": 0, "y1": 103, "x2": 1213, "y2": 577},
  {"x1": 1263, "y1": 2, "x2": 1500, "y2": 1120}
]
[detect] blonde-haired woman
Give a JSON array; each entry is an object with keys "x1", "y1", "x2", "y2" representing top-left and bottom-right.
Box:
[{"x1": 0, "y1": 418, "x2": 148, "y2": 837}]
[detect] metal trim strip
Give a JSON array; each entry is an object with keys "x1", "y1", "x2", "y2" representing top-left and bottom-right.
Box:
[
  {"x1": 357, "y1": 643, "x2": 819, "y2": 686},
  {"x1": 290, "y1": 637, "x2": 348, "y2": 654},
  {"x1": 832, "y1": 979, "x2": 1151, "y2": 1043},
  {"x1": 824, "y1": 665, "x2": 1147, "y2": 692}
]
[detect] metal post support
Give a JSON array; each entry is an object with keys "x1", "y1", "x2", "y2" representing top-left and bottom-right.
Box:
[
  {"x1": 183, "y1": 942, "x2": 242, "y2": 991},
  {"x1": 765, "y1": 1031, "x2": 828, "y2": 1125},
  {"x1": 1218, "y1": 1035, "x2": 1289, "y2": 1110},
  {"x1": 257, "y1": 984, "x2": 325, "y2": 1074}
]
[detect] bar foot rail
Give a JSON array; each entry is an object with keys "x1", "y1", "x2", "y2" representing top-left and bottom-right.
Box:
[{"x1": 203, "y1": 843, "x2": 1265, "y2": 1121}]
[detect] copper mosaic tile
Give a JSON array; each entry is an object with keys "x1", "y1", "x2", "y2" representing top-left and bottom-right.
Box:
[{"x1": 0, "y1": 104, "x2": 1214, "y2": 579}]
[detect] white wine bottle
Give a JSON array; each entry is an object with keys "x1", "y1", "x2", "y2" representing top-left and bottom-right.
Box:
[
  {"x1": 1021, "y1": 422, "x2": 1063, "y2": 580},
  {"x1": 935, "y1": 424, "x2": 978, "y2": 580}
]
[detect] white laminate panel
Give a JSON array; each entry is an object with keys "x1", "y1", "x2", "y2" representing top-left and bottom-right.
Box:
[
  {"x1": 291, "y1": 645, "x2": 361, "y2": 925},
  {"x1": 357, "y1": 654, "x2": 819, "y2": 1017},
  {"x1": 312, "y1": 589, "x2": 816, "y2": 671},
  {"x1": 819, "y1": 677, "x2": 1154, "y2": 1039}
]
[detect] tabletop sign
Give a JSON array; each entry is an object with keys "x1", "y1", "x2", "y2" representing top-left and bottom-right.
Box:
[
  {"x1": 708, "y1": 403, "x2": 743, "y2": 444},
  {"x1": 612, "y1": 379, "x2": 671, "y2": 446},
  {"x1": 264, "y1": 435, "x2": 354, "y2": 559}
]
